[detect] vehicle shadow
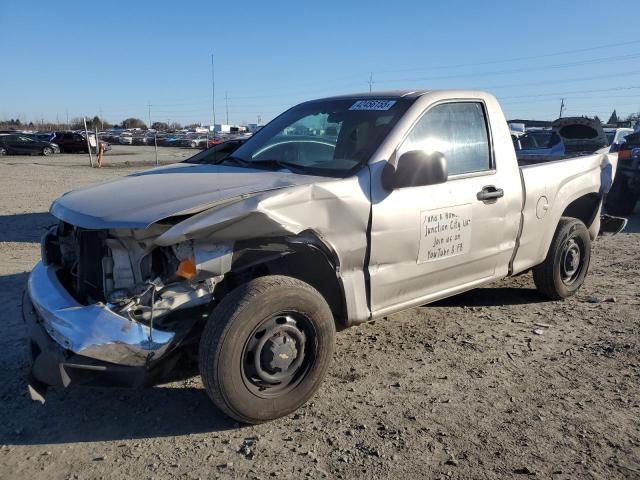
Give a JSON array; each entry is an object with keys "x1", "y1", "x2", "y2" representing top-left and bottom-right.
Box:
[
  {"x1": 432, "y1": 286, "x2": 551, "y2": 308},
  {"x1": 0, "y1": 212, "x2": 56, "y2": 243},
  {"x1": 0, "y1": 382, "x2": 240, "y2": 446}
]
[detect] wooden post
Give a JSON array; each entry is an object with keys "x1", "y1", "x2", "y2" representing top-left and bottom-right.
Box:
[
  {"x1": 83, "y1": 117, "x2": 94, "y2": 167},
  {"x1": 154, "y1": 132, "x2": 159, "y2": 166}
]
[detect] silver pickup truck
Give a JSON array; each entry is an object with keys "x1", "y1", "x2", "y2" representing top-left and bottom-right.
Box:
[{"x1": 24, "y1": 90, "x2": 620, "y2": 423}]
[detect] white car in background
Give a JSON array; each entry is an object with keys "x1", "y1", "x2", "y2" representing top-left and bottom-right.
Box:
[
  {"x1": 604, "y1": 127, "x2": 634, "y2": 152},
  {"x1": 118, "y1": 133, "x2": 133, "y2": 145}
]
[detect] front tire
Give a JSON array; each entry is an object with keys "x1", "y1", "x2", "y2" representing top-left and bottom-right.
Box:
[
  {"x1": 199, "y1": 275, "x2": 336, "y2": 424},
  {"x1": 42, "y1": 147, "x2": 53, "y2": 156},
  {"x1": 533, "y1": 217, "x2": 591, "y2": 299}
]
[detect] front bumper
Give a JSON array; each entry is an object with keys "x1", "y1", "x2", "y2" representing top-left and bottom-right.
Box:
[{"x1": 27, "y1": 261, "x2": 176, "y2": 369}]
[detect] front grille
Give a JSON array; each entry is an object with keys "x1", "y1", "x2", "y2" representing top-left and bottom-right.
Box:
[
  {"x1": 44, "y1": 223, "x2": 108, "y2": 305},
  {"x1": 74, "y1": 229, "x2": 106, "y2": 303}
]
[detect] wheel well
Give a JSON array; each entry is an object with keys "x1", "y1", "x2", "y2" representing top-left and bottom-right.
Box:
[
  {"x1": 219, "y1": 241, "x2": 347, "y2": 327},
  {"x1": 561, "y1": 193, "x2": 600, "y2": 227}
]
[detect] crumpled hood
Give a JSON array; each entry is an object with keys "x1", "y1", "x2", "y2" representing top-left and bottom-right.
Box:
[{"x1": 51, "y1": 162, "x2": 326, "y2": 229}]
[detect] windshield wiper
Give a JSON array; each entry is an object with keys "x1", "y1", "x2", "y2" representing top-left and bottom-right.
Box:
[
  {"x1": 215, "y1": 155, "x2": 250, "y2": 167},
  {"x1": 248, "y1": 158, "x2": 307, "y2": 173}
]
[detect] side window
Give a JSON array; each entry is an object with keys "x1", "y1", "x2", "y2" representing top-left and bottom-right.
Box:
[{"x1": 398, "y1": 102, "x2": 492, "y2": 176}]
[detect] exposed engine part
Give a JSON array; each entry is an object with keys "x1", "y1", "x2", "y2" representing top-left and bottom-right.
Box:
[
  {"x1": 171, "y1": 241, "x2": 234, "y2": 279},
  {"x1": 110, "y1": 277, "x2": 219, "y2": 323}
]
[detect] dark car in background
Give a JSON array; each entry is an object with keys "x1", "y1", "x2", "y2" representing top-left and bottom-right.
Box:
[
  {"x1": 0, "y1": 133, "x2": 60, "y2": 156},
  {"x1": 52, "y1": 131, "x2": 110, "y2": 153},
  {"x1": 606, "y1": 129, "x2": 640, "y2": 216}
]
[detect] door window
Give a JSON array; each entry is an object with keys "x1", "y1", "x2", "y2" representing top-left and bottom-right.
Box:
[{"x1": 398, "y1": 102, "x2": 492, "y2": 176}]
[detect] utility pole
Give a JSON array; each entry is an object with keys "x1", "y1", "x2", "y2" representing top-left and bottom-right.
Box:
[
  {"x1": 368, "y1": 72, "x2": 374, "y2": 92},
  {"x1": 257, "y1": 114, "x2": 262, "y2": 125},
  {"x1": 559, "y1": 98, "x2": 565, "y2": 118},
  {"x1": 225, "y1": 92, "x2": 229, "y2": 125},
  {"x1": 66, "y1": 109, "x2": 69, "y2": 129},
  {"x1": 99, "y1": 108, "x2": 103, "y2": 130},
  {"x1": 147, "y1": 101, "x2": 152, "y2": 129},
  {"x1": 211, "y1": 53, "x2": 216, "y2": 138}
]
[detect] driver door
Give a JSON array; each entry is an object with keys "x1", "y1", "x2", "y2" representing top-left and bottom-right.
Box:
[{"x1": 368, "y1": 101, "x2": 507, "y2": 314}]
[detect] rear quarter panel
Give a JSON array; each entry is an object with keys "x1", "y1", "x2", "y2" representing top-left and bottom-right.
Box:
[{"x1": 511, "y1": 152, "x2": 615, "y2": 274}]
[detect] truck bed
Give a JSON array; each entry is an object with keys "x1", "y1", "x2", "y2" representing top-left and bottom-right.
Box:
[
  {"x1": 516, "y1": 151, "x2": 602, "y2": 166},
  {"x1": 511, "y1": 151, "x2": 613, "y2": 275}
]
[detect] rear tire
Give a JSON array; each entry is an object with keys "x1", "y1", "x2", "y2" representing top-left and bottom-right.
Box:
[
  {"x1": 533, "y1": 217, "x2": 591, "y2": 299},
  {"x1": 0, "y1": 147, "x2": 7, "y2": 156},
  {"x1": 199, "y1": 275, "x2": 335, "y2": 424}
]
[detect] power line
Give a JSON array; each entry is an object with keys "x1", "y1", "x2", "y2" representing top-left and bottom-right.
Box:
[
  {"x1": 498, "y1": 85, "x2": 640, "y2": 100},
  {"x1": 375, "y1": 52, "x2": 640, "y2": 84},
  {"x1": 482, "y1": 69, "x2": 640, "y2": 91},
  {"x1": 375, "y1": 38, "x2": 640, "y2": 74}
]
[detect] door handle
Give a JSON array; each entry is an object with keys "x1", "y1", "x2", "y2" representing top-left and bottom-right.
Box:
[{"x1": 477, "y1": 185, "x2": 504, "y2": 203}]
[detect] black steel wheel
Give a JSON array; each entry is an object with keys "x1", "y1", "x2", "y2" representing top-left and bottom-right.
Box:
[
  {"x1": 533, "y1": 217, "x2": 591, "y2": 299},
  {"x1": 240, "y1": 312, "x2": 315, "y2": 397},
  {"x1": 199, "y1": 275, "x2": 335, "y2": 423}
]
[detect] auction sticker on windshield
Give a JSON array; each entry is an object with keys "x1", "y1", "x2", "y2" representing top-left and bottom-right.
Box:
[
  {"x1": 418, "y1": 204, "x2": 472, "y2": 263},
  {"x1": 349, "y1": 100, "x2": 396, "y2": 111}
]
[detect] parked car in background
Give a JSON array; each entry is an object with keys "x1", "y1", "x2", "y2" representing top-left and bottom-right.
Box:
[
  {"x1": 187, "y1": 135, "x2": 209, "y2": 148},
  {"x1": 514, "y1": 117, "x2": 607, "y2": 160},
  {"x1": 34, "y1": 132, "x2": 56, "y2": 142},
  {"x1": 513, "y1": 129, "x2": 562, "y2": 156},
  {"x1": 119, "y1": 133, "x2": 133, "y2": 145},
  {"x1": 52, "y1": 131, "x2": 110, "y2": 153},
  {"x1": 0, "y1": 133, "x2": 59, "y2": 156},
  {"x1": 207, "y1": 138, "x2": 225, "y2": 148},
  {"x1": 606, "y1": 128, "x2": 640, "y2": 216},
  {"x1": 131, "y1": 134, "x2": 150, "y2": 145}
]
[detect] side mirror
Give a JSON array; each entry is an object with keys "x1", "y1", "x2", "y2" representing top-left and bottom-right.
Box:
[{"x1": 383, "y1": 150, "x2": 448, "y2": 189}]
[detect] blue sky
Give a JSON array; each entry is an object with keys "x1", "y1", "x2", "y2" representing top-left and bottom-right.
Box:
[{"x1": 2, "y1": 0, "x2": 640, "y2": 126}]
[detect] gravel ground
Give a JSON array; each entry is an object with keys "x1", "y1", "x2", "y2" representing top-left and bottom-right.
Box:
[{"x1": 0, "y1": 146, "x2": 639, "y2": 479}]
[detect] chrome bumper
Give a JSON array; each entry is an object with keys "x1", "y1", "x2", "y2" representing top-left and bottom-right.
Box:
[{"x1": 27, "y1": 261, "x2": 175, "y2": 367}]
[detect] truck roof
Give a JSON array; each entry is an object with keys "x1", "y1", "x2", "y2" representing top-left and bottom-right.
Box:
[
  {"x1": 310, "y1": 90, "x2": 430, "y2": 102},
  {"x1": 309, "y1": 89, "x2": 495, "y2": 103}
]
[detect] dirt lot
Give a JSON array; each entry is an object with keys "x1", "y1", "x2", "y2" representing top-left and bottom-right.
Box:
[{"x1": 0, "y1": 146, "x2": 638, "y2": 479}]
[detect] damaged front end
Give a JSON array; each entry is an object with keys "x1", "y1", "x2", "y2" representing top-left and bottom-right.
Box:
[{"x1": 25, "y1": 220, "x2": 233, "y2": 396}]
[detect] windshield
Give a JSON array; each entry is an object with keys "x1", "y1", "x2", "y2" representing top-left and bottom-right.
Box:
[{"x1": 212, "y1": 98, "x2": 413, "y2": 176}]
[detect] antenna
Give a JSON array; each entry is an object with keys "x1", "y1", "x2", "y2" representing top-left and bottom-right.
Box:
[
  {"x1": 368, "y1": 72, "x2": 374, "y2": 92},
  {"x1": 559, "y1": 98, "x2": 565, "y2": 118}
]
